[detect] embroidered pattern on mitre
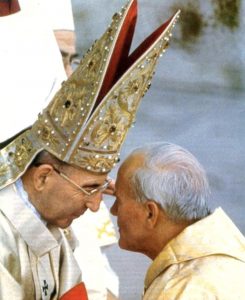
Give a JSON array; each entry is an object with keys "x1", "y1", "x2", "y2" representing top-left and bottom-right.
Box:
[
  {"x1": 33, "y1": 0, "x2": 180, "y2": 173},
  {"x1": 0, "y1": 0, "x2": 180, "y2": 189}
]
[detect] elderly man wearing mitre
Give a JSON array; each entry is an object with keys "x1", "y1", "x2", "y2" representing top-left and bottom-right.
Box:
[{"x1": 0, "y1": 0, "x2": 180, "y2": 299}]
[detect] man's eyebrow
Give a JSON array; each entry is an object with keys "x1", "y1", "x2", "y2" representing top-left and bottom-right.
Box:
[
  {"x1": 71, "y1": 53, "x2": 79, "y2": 60},
  {"x1": 60, "y1": 50, "x2": 79, "y2": 59},
  {"x1": 82, "y1": 183, "x2": 100, "y2": 188},
  {"x1": 82, "y1": 179, "x2": 106, "y2": 187}
]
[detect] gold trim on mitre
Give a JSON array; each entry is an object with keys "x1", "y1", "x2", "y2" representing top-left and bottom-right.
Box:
[{"x1": 0, "y1": 0, "x2": 180, "y2": 189}]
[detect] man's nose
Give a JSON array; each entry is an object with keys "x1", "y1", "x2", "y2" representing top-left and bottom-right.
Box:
[
  {"x1": 87, "y1": 192, "x2": 103, "y2": 212},
  {"x1": 110, "y1": 201, "x2": 117, "y2": 216},
  {"x1": 65, "y1": 63, "x2": 73, "y2": 77}
]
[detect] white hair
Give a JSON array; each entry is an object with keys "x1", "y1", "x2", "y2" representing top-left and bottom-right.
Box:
[{"x1": 130, "y1": 142, "x2": 211, "y2": 222}]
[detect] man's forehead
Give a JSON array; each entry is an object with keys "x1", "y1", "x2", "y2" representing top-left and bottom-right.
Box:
[
  {"x1": 119, "y1": 152, "x2": 145, "y2": 176},
  {"x1": 115, "y1": 153, "x2": 145, "y2": 194},
  {"x1": 54, "y1": 30, "x2": 76, "y2": 55}
]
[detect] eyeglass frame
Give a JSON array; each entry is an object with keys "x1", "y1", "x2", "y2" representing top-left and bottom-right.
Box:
[{"x1": 34, "y1": 163, "x2": 111, "y2": 196}]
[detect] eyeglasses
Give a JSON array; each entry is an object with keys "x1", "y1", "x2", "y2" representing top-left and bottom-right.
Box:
[{"x1": 52, "y1": 166, "x2": 111, "y2": 196}]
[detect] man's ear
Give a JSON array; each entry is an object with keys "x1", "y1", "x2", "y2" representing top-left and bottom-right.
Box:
[
  {"x1": 33, "y1": 164, "x2": 53, "y2": 191},
  {"x1": 145, "y1": 200, "x2": 160, "y2": 228}
]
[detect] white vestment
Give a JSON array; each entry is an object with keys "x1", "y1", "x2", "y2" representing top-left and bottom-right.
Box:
[{"x1": 0, "y1": 184, "x2": 82, "y2": 300}]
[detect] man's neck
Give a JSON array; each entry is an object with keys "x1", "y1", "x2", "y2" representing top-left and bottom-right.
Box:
[
  {"x1": 146, "y1": 216, "x2": 191, "y2": 260},
  {"x1": 16, "y1": 177, "x2": 47, "y2": 225}
]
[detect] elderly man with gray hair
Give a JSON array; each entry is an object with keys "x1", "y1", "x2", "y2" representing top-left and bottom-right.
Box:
[{"x1": 111, "y1": 142, "x2": 245, "y2": 299}]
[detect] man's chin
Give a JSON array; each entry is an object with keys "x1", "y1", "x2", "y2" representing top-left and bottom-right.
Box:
[
  {"x1": 119, "y1": 237, "x2": 139, "y2": 253},
  {"x1": 48, "y1": 214, "x2": 84, "y2": 229},
  {"x1": 55, "y1": 218, "x2": 73, "y2": 229},
  {"x1": 118, "y1": 238, "x2": 129, "y2": 250}
]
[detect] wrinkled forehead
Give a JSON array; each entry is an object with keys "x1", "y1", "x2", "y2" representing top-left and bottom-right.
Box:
[
  {"x1": 119, "y1": 153, "x2": 145, "y2": 176},
  {"x1": 115, "y1": 154, "x2": 145, "y2": 199},
  {"x1": 116, "y1": 153, "x2": 145, "y2": 194}
]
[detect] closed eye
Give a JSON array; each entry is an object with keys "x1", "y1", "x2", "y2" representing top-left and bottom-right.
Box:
[{"x1": 82, "y1": 184, "x2": 100, "y2": 190}]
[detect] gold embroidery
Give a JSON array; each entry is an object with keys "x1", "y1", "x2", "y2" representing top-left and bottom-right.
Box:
[
  {"x1": 0, "y1": 164, "x2": 8, "y2": 176},
  {"x1": 97, "y1": 220, "x2": 117, "y2": 239},
  {"x1": 91, "y1": 105, "x2": 126, "y2": 148},
  {"x1": 49, "y1": 82, "x2": 87, "y2": 129},
  {"x1": 77, "y1": 154, "x2": 115, "y2": 171},
  {"x1": 13, "y1": 138, "x2": 33, "y2": 168},
  {"x1": 37, "y1": 125, "x2": 59, "y2": 146}
]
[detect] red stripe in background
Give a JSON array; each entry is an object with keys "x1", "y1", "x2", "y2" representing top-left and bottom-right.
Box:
[{"x1": 0, "y1": 0, "x2": 20, "y2": 17}]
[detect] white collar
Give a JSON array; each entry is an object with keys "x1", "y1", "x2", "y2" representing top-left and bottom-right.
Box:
[{"x1": 0, "y1": 184, "x2": 61, "y2": 256}]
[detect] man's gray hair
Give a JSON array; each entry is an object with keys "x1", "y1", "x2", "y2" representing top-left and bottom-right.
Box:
[{"x1": 130, "y1": 142, "x2": 211, "y2": 222}]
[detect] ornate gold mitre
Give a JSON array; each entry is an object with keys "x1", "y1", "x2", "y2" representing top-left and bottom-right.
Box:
[{"x1": 0, "y1": 0, "x2": 180, "y2": 189}]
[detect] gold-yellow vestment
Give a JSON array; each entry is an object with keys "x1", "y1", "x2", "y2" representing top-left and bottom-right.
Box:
[{"x1": 143, "y1": 208, "x2": 245, "y2": 299}]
